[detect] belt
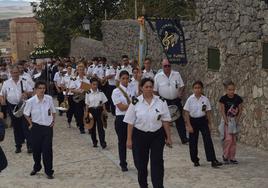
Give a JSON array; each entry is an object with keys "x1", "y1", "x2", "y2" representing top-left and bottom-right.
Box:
[
  {"x1": 89, "y1": 106, "x2": 103, "y2": 110},
  {"x1": 190, "y1": 116, "x2": 206, "y2": 120}
]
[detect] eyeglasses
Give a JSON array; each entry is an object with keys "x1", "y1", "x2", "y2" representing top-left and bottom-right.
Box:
[{"x1": 163, "y1": 65, "x2": 171, "y2": 68}]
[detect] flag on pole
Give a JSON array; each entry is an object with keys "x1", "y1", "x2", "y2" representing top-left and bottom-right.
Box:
[{"x1": 138, "y1": 16, "x2": 146, "y2": 68}]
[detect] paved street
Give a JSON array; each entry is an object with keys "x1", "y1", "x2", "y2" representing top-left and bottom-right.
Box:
[{"x1": 0, "y1": 110, "x2": 268, "y2": 188}]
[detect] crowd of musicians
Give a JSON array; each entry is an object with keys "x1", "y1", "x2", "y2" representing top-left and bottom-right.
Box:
[{"x1": 0, "y1": 56, "x2": 243, "y2": 188}]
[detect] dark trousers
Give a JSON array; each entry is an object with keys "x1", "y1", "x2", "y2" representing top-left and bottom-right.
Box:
[
  {"x1": 115, "y1": 115, "x2": 128, "y2": 168},
  {"x1": 66, "y1": 95, "x2": 75, "y2": 123},
  {"x1": 1, "y1": 105, "x2": 7, "y2": 119},
  {"x1": 31, "y1": 123, "x2": 54, "y2": 175},
  {"x1": 89, "y1": 107, "x2": 105, "y2": 145},
  {"x1": 132, "y1": 128, "x2": 165, "y2": 188},
  {"x1": 99, "y1": 82, "x2": 110, "y2": 111},
  {"x1": 7, "y1": 102, "x2": 32, "y2": 149},
  {"x1": 107, "y1": 85, "x2": 116, "y2": 115},
  {"x1": 57, "y1": 91, "x2": 64, "y2": 114},
  {"x1": 189, "y1": 117, "x2": 217, "y2": 163},
  {"x1": 73, "y1": 100, "x2": 85, "y2": 132},
  {"x1": 0, "y1": 146, "x2": 7, "y2": 172},
  {"x1": 165, "y1": 98, "x2": 188, "y2": 143}
]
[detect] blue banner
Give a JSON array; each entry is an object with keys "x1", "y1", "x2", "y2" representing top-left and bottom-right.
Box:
[{"x1": 147, "y1": 18, "x2": 187, "y2": 64}]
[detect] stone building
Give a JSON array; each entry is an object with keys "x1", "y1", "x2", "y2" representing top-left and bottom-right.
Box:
[
  {"x1": 10, "y1": 17, "x2": 44, "y2": 61},
  {"x1": 71, "y1": 0, "x2": 268, "y2": 150}
]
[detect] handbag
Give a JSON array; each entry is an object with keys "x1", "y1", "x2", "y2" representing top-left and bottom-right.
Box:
[{"x1": 228, "y1": 117, "x2": 238, "y2": 134}]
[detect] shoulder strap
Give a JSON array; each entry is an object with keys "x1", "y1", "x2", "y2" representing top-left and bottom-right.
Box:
[
  {"x1": 20, "y1": 80, "x2": 24, "y2": 93},
  {"x1": 117, "y1": 86, "x2": 131, "y2": 104}
]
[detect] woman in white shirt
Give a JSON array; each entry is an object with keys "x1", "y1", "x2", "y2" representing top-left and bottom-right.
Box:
[
  {"x1": 184, "y1": 81, "x2": 222, "y2": 168},
  {"x1": 124, "y1": 78, "x2": 172, "y2": 188},
  {"x1": 85, "y1": 78, "x2": 108, "y2": 148},
  {"x1": 111, "y1": 70, "x2": 132, "y2": 172}
]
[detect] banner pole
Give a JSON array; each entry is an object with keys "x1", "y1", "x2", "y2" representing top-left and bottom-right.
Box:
[{"x1": 138, "y1": 16, "x2": 145, "y2": 68}]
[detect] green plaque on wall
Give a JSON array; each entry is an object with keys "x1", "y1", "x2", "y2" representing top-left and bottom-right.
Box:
[{"x1": 208, "y1": 47, "x2": 220, "y2": 71}]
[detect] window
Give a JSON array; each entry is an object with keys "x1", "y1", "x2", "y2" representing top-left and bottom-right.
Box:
[
  {"x1": 208, "y1": 47, "x2": 220, "y2": 71},
  {"x1": 262, "y1": 42, "x2": 268, "y2": 69}
]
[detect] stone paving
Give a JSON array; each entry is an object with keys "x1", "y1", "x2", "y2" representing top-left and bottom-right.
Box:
[{"x1": 0, "y1": 111, "x2": 268, "y2": 188}]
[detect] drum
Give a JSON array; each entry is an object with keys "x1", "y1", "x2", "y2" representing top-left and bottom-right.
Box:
[{"x1": 168, "y1": 105, "x2": 181, "y2": 122}]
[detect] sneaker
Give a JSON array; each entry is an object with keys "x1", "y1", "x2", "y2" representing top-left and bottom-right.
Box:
[
  {"x1": 230, "y1": 160, "x2": 239, "y2": 164},
  {"x1": 222, "y1": 155, "x2": 229, "y2": 164}
]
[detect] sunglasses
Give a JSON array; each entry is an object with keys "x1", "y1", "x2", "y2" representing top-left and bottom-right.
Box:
[{"x1": 163, "y1": 64, "x2": 171, "y2": 68}]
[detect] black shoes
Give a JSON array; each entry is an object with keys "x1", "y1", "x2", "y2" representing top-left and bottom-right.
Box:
[
  {"x1": 194, "y1": 162, "x2": 200, "y2": 167},
  {"x1": 101, "y1": 142, "x2": 107, "y2": 149},
  {"x1": 230, "y1": 160, "x2": 238, "y2": 164},
  {"x1": 47, "y1": 174, "x2": 54, "y2": 179},
  {"x1": 15, "y1": 148, "x2": 21, "y2": 154},
  {"x1": 182, "y1": 138, "x2": 189, "y2": 145},
  {"x1": 121, "y1": 166, "x2": 128, "y2": 172},
  {"x1": 80, "y1": 130, "x2": 85, "y2": 134},
  {"x1": 93, "y1": 143, "x2": 98, "y2": 148},
  {"x1": 222, "y1": 155, "x2": 229, "y2": 164},
  {"x1": 30, "y1": 170, "x2": 38, "y2": 176},
  {"x1": 211, "y1": 160, "x2": 223, "y2": 168},
  {"x1": 27, "y1": 148, "x2": 33, "y2": 154}
]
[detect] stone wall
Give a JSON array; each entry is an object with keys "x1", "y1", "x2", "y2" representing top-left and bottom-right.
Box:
[
  {"x1": 70, "y1": 37, "x2": 104, "y2": 59},
  {"x1": 71, "y1": 0, "x2": 268, "y2": 150}
]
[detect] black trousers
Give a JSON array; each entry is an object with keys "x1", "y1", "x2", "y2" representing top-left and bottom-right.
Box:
[
  {"x1": 1, "y1": 105, "x2": 7, "y2": 119},
  {"x1": 73, "y1": 100, "x2": 85, "y2": 132},
  {"x1": 0, "y1": 146, "x2": 7, "y2": 172},
  {"x1": 165, "y1": 98, "x2": 188, "y2": 143},
  {"x1": 132, "y1": 128, "x2": 165, "y2": 188},
  {"x1": 189, "y1": 117, "x2": 217, "y2": 163},
  {"x1": 31, "y1": 123, "x2": 54, "y2": 175},
  {"x1": 115, "y1": 115, "x2": 128, "y2": 168},
  {"x1": 99, "y1": 82, "x2": 110, "y2": 111},
  {"x1": 89, "y1": 107, "x2": 105, "y2": 145},
  {"x1": 57, "y1": 91, "x2": 64, "y2": 114},
  {"x1": 7, "y1": 102, "x2": 32, "y2": 149},
  {"x1": 66, "y1": 95, "x2": 75, "y2": 123},
  {"x1": 107, "y1": 85, "x2": 116, "y2": 116}
]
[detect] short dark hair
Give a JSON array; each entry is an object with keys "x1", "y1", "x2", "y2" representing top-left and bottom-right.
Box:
[
  {"x1": 58, "y1": 62, "x2": 65, "y2": 68},
  {"x1": 35, "y1": 80, "x2": 47, "y2": 89},
  {"x1": 102, "y1": 57, "x2": 107, "y2": 62},
  {"x1": 132, "y1": 67, "x2": 139, "y2": 73},
  {"x1": 223, "y1": 80, "x2": 235, "y2": 88},
  {"x1": 90, "y1": 77, "x2": 99, "y2": 84},
  {"x1": 144, "y1": 57, "x2": 151, "y2": 62},
  {"x1": 192, "y1": 80, "x2": 204, "y2": 88},
  {"x1": 119, "y1": 70, "x2": 129, "y2": 78},
  {"x1": 140, "y1": 77, "x2": 154, "y2": 87},
  {"x1": 122, "y1": 55, "x2": 128, "y2": 59}
]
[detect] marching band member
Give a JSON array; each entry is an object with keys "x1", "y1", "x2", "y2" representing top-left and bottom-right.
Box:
[
  {"x1": 85, "y1": 78, "x2": 108, "y2": 148},
  {"x1": 154, "y1": 59, "x2": 188, "y2": 144},
  {"x1": 184, "y1": 81, "x2": 222, "y2": 168},
  {"x1": 61, "y1": 64, "x2": 75, "y2": 127},
  {"x1": 142, "y1": 58, "x2": 156, "y2": 79},
  {"x1": 105, "y1": 60, "x2": 118, "y2": 115},
  {"x1": 115, "y1": 55, "x2": 133, "y2": 82},
  {"x1": 128, "y1": 67, "x2": 142, "y2": 98},
  {"x1": 86, "y1": 57, "x2": 98, "y2": 78},
  {"x1": 0, "y1": 64, "x2": 33, "y2": 153},
  {"x1": 53, "y1": 62, "x2": 65, "y2": 116},
  {"x1": 18, "y1": 61, "x2": 35, "y2": 89},
  {"x1": 69, "y1": 63, "x2": 90, "y2": 134},
  {"x1": 112, "y1": 70, "x2": 133, "y2": 172},
  {"x1": 0, "y1": 63, "x2": 9, "y2": 119},
  {"x1": 124, "y1": 77, "x2": 172, "y2": 188},
  {"x1": 24, "y1": 81, "x2": 56, "y2": 179}
]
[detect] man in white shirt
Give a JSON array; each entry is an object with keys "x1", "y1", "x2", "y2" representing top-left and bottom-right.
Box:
[
  {"x1": 142, "y1": 58, "x2": 156, "y2": 79},
  {"x1": 24, "y1": 80, "x2": 56, "y2": 179},
  {"x1": 115, "y1": 55, "x2": 133, "y2": 82},
  {"x1": 0, "y1": 64, "x2": 33, "y2": 153},
  {"x1": 154, "y1": 59, "x2": 188, "y2": 144}
]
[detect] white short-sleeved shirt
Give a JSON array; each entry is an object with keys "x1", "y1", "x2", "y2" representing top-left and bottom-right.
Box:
[
  {"x1": 115, "y1": 65, "x2": 133, "y2": 81},
  {"x1": 142, "y1": 69, "x2": 155, "y2": 79},
  {"x1": 69, "y1": 76, "x2": 90, "y2": 90},
  {"x1": 85, "y1": 89, "x2": 108, "y2": 108},
  {"x1": 93, "y1": 65, "x2": 105, "y2": 79},
  {"x1": 183, "y1": 94, "x2": 212, "y2": 118},
  {"x1": 154, "y1": 70, "x2": 184, "y2": 100},
  {"x1": 123, "y1": 95, "x2": 171, "y2": 132},
  {"x1": 61, "y1": 74, "x2": 74, "y2": 95},
  {"x1": 105, "y1": 66, "x2": 116, "y2": 86},
  {"x1": 22, "y1": 72, "x2": 35, "y2": 88},
  {"x1": 128, "y1": 78, "x2": 139, "y2": 97},
  {"x1": 53, "y1": 71, "x2": 64, "y2": 87},
  {"x1": 112, "y1": 84, "x2": 132, "y2": 116},
  {"x1": 0, "y1": 77, "x2": 33, "y2": 105},
  {"x1": 23, "y1": 95, "x2": 56, "y2": 126},
  {"x1": 87, "y1": 64, "x2": 96, "y2": 77}
]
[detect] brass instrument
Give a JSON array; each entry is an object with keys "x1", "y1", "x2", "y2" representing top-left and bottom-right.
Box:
[
  {"x1": 168, "y1": 105, "x2": 181, "y2": 122},
  {"x1": 84, "y1": 111, "x2": 94, "y2": 130},
  {"x1": 59, "y1": 99, "x2": 69, "y2": 111}
]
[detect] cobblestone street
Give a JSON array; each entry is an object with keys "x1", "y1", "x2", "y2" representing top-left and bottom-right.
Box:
[{"x1": 0, "y1": 112, "x2": 268, "y2": 188}]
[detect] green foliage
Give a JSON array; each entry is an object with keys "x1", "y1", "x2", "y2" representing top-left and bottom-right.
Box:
[{"x1": 31, "y1": 0, "x2": 195, "y2": 57}]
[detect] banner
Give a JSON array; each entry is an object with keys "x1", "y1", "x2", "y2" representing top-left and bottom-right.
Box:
[
  {"x1": 138, "y1": 16, "x2": 146, "y2": 68},
  {"x1": 147, "y1": 18, "x2": 187, "y2": 64}
]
